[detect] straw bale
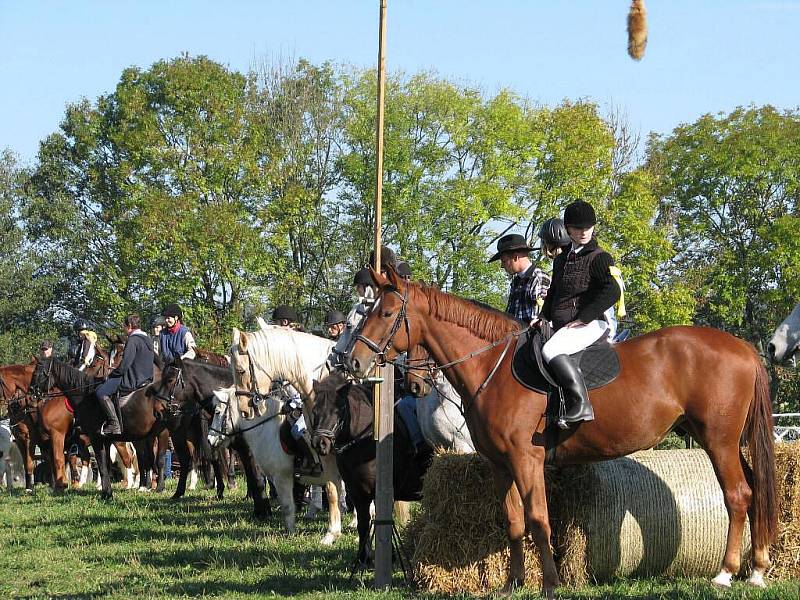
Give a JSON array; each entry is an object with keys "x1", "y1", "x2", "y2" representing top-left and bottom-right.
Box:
[
  {"x1": 768, "y1": 441, "x2": 800, "y2": 580},
  {"x1": 406, "y1": 445, "x2": 800, "y2": 593}
]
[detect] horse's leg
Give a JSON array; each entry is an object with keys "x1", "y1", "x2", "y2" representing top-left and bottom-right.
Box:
[
  {"x1": 171, "y1": 430, "x2": 191, "y2": 500},
  {"x1": 506, "y1": 449, "x2": 559, "y2": 598},
  {"x1": 490, "y1": 464, "x2": 527, "y2": 594},
  {"x1": 114, "y1": 442, "x2": 134, "y2": 489},
  {"x1": 274, "y1": 468, "x2": 296, "y2": 533},
  {"x1": 93, "y1": 437, "x2": 112, "y2": 500},
  {"x1": 231, "y1": 438, "x2": 271, "y2": 519},
  {"x1": 704, "y1": 440, "x2": 752, "y2": 588},
  {"x1": 135, "y1": 439, "x2": 154, "y2": 492},
  {"x1": 49, "y1": 429, "x2": 68, "y2": 493},
  {"x1": 154, "y1": 431, "x2": 168, "y2": 493},
  {"x1": 211, "y1": 452, "x2": 225, "y2": 500},
  {"x1": 321, "y1": 475, "x2": 342, "y2": 545}
]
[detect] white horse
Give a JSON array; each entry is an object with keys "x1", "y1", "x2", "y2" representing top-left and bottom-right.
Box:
[
  {"x1": 416, "y1": 371, "x2": 475, "y2": 453},
  {"x1": 768, "y1": 303, "x2": 800, "y2": 365},
  {"x1": 208, "y1": 324, "x2": 344, "y2": 545},
  {"x1": 1, "y1": 420, "x2": 14, "y2": 492}
]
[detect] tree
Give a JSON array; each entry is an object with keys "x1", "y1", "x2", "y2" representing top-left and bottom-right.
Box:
[
  {"x1": 0, "y1": 150, "x2": 58, "y2": 363},
  {"x1": 648, "y1": 105, "x2": 800, "y2": 345}
]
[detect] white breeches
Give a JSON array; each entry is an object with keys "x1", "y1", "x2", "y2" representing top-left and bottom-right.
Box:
[{"x1": 542, "y1": 320, "x2": 609, "y2": 362}]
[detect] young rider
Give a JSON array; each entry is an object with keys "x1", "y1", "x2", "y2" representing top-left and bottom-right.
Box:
[
  {"x1": 539, "y1": 200, "x2": 621, "y2": 427},
  {"x1": 489, "y1": 233, "x2": 550, "y2": 323},
  {"x1": 159, "y1": 304, "x2": 197, "y2": 362}
]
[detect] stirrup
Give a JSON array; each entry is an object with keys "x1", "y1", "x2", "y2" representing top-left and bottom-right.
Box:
[{"x1": 101, "y1": 421, "x2": 121, "y2": 436}]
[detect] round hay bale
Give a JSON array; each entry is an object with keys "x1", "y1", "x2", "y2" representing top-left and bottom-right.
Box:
[
  {"x1": 405, "y1": 445, "x2": 800, "y2": 593},
  {"x1": 552, "y1": 450, "x2": 751, "y2": 581}
]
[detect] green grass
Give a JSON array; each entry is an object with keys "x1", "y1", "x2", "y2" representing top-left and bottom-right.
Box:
[{"x1": 1, "y1": 479, "x2": 798, "y2": 599}]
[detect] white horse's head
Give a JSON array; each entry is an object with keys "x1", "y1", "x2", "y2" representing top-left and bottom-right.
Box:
[
  {"x1": 768, "y1": 303, "x2": 800, "y2": 365},
  {"x1": 208, "y1": 386, "x2": 240, "y2": 448},
  {"x1": 228, "y1": 325, "x2": 335, "y2": 406}
]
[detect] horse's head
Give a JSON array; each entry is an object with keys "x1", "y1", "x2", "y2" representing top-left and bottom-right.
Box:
[
  {"x1": 230, "y1": 328, "x2": 269, "y2": 417},
  {"x1": 348, "y1": 266, "x2": 420, "y2": 378},
  {"x1": 29, "y1": 357, "x2": 53, "y2": 399},
  {"x1": 208, "y1": 386, "x2": 237, "y2": 448},
  {"x1": 310, "y1": 373, "x2": 352, "y2": 456},
  {"x1": 768, "y1": 304, "x2": 800, "y2": 365},
  {"x1": 404, "y1": 345, "x2": 436, "y2": 398},
  {"x1": 146, "y1": 358, "x2": 186, "y2": 410}
]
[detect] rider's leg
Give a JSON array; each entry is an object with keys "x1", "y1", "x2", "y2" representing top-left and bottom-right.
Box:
[
  {"x1": 396, "y1": 393, "x2": 426, "y2": 453},
  {"x1": 291, "y1": 415, "x2": 323, "y2": 477},
  {"x1": 95, "y1": 377, "x2": 122, "y2": 435},
  {"x1": 542, "y1": 321, "x2": 608, "y2": 425}
]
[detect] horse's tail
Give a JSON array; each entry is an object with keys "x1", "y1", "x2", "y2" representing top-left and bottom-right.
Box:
[{"x1": 745, "y1": 359, "x2": 778, "y2": 549}]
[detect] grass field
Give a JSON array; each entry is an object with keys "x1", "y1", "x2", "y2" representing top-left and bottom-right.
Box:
[{"x1": 1, "y1": 479, "x2": 798, "y2": 600}]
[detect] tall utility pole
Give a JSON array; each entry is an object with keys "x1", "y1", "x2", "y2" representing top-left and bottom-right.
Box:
[{"x1": 372, "y1": 0, "x2": 394, "y2": 589}]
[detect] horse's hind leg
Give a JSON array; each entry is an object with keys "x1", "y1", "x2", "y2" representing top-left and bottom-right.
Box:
[
  {"x1": 321, "y1": 478, "x2": 342, "y2": 545},
  {"x1": 704, "y1": 440, "x2": 752, "y2": 587}
]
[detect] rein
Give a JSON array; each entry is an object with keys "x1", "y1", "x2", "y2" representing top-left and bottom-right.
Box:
[
  {"x1": 209, "y1": 396, "x2": 285, "y2": 439},
  {"x1": 358, "y1": 282, "x2": 525, "y2": 400}
]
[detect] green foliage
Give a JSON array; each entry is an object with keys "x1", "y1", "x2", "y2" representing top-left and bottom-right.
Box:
[{"x1": 648, "y1": 105, "x2": 800, "y2": 343}]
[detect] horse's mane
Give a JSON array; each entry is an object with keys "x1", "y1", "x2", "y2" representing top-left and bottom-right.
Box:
[
  {"x1": 50, "y1": 358, "x2": 94, "y2": 392},
  {"x1": 413, "y1": 282, "x2": 520, "y2": 341},
  {"x1": 184, "y1": 359, "x2": 233, "y2": 383},
  {"x1": 245, "y1": 326, "x2": 334, "y2": 381}
]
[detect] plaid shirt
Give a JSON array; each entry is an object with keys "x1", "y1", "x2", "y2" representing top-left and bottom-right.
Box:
[{"x1": 505, "y1": 264, "x2": 551, "y2": 322}]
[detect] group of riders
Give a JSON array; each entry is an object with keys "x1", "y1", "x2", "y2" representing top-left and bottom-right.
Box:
[{"x1": 33, "y1": 198, "x2": 624, "y2": 484}]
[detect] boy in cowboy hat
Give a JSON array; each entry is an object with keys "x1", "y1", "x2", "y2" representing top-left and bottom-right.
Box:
[{"x1": 489, "y1": 233, "x2": 550, "y2": 323}]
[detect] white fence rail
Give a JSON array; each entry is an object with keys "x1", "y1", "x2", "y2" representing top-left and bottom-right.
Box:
[{"x1": 774, "y1": 413, "x2": 800, "y2": 443}]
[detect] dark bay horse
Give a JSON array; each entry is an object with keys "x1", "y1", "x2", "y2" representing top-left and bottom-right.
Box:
[
  {"x1": 30, "y1": 357, "x2": 167, "y2": 500},
  {"x1": 147, "y1": 358, "x2": 270, "y2": 517},
  {"x1": 349, "y1": 268, "x2": 777, "y2": 597},
  {"x1": 310, "y1": 371, "x2": 429, "y2": 566}
]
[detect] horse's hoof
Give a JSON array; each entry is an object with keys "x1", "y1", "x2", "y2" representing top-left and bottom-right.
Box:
[
  {"x1": 170, "y1": 494, "x2": 184, "y2": 502},
  {"x1": 137, "y1": 487, "x2": 151, "y2": 493},
  {"x1": 320, "y1": 532, "x2": 339, "y2": 546},
  {"x1": 543, "y1": 587, "x2": 556, "y2": 600},
  {"x1": 747, "y1": 570, "x2": 767, "y2": 588},
  {"x1": 711, "y1": 570, "x2": 733, "y2": 588},
  {"x1": 499, "y1": 577, "x2": 523, "y2": 597}
]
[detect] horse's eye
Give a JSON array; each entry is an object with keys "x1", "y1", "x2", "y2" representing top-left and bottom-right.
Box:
[{"x1": 382, "y1": 310, "x2": 393, "y2": 318}]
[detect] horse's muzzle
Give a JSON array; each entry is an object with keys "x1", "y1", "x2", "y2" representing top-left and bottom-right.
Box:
[{"x1": 312, "y1": 433, "x2": 332, "y2": 457}]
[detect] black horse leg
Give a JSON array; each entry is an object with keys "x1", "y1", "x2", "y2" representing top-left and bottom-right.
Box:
[
  {"x1": 171, "y1": 431, "x2": 191, "y2": 500},
  {"x1": 92, "y1": 436, "x2": 112, "y2": 500},
  {"x1": 211, "y1": 453, "x2": 225, "y2": 500},
  {"x1": 154, "y1": 439, "x2": 166, "y2": 493},
  {"x1": 230, "y1": 436, "x2": 270, "y2": 519},
  {"x1": 134, "y1": 439, "x2": 154, "y2": 490}
]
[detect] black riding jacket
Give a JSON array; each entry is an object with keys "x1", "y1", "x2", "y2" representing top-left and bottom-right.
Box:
[{"x1": 541, "y1": 238, "x2": 621, "y2": 331}]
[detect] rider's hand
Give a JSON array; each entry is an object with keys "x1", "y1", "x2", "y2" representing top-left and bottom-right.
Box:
[
  {"x1": 564, "y1": 319, "x2": 587, "y2": 329},
  {"x1": 529, "y1": 317, "x2": 541, "y2": 328}
]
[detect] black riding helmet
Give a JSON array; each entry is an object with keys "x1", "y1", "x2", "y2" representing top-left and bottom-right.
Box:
[
  {"x1": 353, "y1": 268, "x2": 373, "y2": 286},
  {"x1": 272, "y1": 304, "x2": 300, "y2": 323},
  {"x1": 324, "y1": 310, "x2": 347, "y2": 327},
  {"x1": 161, "y1": 303, "x2": 183, "y2": 320},
  {"x1": 72, "y1": 318, "x2": 93, "y2": 334},
  {"x1": 538, "y1": 218, "x2": 570, "y2": 249}
]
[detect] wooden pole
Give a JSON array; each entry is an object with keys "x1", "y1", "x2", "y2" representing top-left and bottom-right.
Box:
[{"x1": 373, "y1": 0, "x2": 394, "y2": 589}]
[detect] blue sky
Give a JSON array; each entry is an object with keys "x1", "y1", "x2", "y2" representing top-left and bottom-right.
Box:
[{"x1": 1, "y1": 0, "x2": 799, "y2": 164}]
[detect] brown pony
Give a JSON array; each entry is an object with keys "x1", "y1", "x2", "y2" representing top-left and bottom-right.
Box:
[{"x1": 349, "y1": 268, "x2": 777, "y2": 598}]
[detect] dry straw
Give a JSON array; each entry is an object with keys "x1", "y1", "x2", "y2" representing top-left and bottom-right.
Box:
[{"x1": 406, "y1": 443, "x2": 800, "y2": 593}]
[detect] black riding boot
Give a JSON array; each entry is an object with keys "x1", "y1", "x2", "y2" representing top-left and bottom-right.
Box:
[
  {"x1": 295, "y1": 431, "x2": 323, "y2": 477},
  {"x1": 547, "y1": 354, "x2": 594, "y2": 427},
  {"x1": 98, "y1": 395, "x2": 122, "y2": 436}
]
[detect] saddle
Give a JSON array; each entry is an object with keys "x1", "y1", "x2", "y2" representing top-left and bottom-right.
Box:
[
  {"x1": 279, "y1": 419, "x2": 300, "y2": 458},
  {"x1": 511, "y1": 325, "x2": 620, "y2": 425}
]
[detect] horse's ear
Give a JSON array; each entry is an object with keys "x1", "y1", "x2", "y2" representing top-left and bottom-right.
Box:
[
  {"x1": 384, "y1": 265, "x2": 402, "y2": 288},
  {"x1": 239, "y1": 331, "x2": 249, "y2": 353},
  {"x1": 256, "y1": 316, "x2": 269, "y2": 332},
  {"x1": 30, "y1": 355, "x2": 37, "y2": 365},
  {"x1": 232, "y1": 328, "x2": 241, "y2": 350},
  {"x1": 369, "y1": 265, "x2": 390, "y2": 288}
]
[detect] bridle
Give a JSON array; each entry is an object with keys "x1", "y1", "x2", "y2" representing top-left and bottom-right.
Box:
[
  {"x1": 354, "y1": 283, "x2": 410, "y2": 367},
  {"x1": 354, "y1": 281, "x2": 524, "y2": 401},
  {"x1": 313, "y1": 388, "x2": 373, "y2": 455},
  {"x1": 150, "y1": 365, "x2": 187, "y2": 413}
]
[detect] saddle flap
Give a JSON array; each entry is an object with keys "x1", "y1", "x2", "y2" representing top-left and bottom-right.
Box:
[
  {"x1": 279, "y1": 419, "x2": 300, "y2": 456},
  {"x1": 511, "y1": 327, "x2": 621, "y2": 394}
]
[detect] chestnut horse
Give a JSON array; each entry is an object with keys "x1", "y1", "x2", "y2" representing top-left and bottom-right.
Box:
[{"x1": 349, "y1": 268, "x2": 777, "y2": 598}]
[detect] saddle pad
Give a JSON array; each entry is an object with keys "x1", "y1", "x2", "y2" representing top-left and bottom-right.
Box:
[
  {"x1": 512, "y1": 328, "x2": 620, "y2": 394},
  {"x1": 278, "y1": 419, "x2": 299, "y2": 456}
]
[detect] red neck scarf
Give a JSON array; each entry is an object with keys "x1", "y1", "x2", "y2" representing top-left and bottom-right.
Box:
[{"x1": 167, "y1": 320, "x2": 182, "y2": 334}]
